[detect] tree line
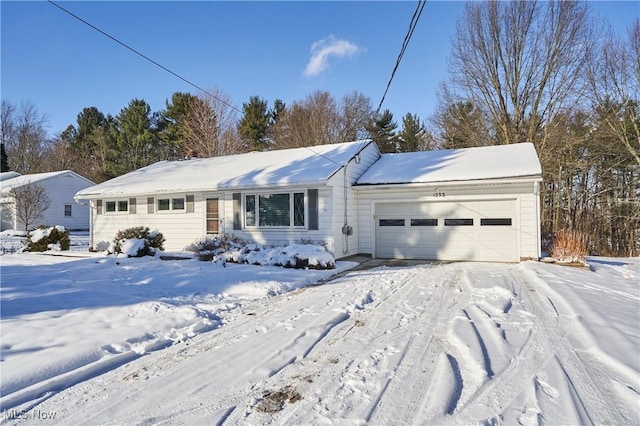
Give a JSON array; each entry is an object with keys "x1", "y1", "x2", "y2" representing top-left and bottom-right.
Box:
[{"x1": 1, "y1": 1, "x2": 638, "y2": 256}]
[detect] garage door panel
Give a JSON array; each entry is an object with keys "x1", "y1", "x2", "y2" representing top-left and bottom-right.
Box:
[{"x1": 375, "y1": 200, "x2": 517, "y2": 262}]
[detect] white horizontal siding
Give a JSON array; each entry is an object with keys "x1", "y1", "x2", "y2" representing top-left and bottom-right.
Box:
[
  {"x1": 519, "y1": 194, "x2": 540, "y2": 259},
  {"x1": 26, "y1": 174, "x2": 92, "y2": 231}
]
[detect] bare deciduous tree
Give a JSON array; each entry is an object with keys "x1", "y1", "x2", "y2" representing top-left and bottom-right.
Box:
[
  {"x1": 588, "y1": 20, "x2": 640, "y2": 165},
  {"x1": 443, "y1": 0, "x2": 594, "y2": 147},
  {"x1": 10, "y1": 182, "x2": 51, "y2": 231},
  {"x1": 1, "y1": 100, "x2": 49, "y2": 174},
  {"x1": 180, "y1": 89, "x2": 242, "y2": 157}
]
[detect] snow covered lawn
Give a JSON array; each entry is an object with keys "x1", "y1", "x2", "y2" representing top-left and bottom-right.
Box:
[{"x1": 1, "y1": 252, "x2": 638, "y2": 425}]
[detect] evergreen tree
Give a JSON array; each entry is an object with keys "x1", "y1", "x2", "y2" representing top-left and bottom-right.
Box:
[
  {"x1": 1, "y1": 143, "x2": 9, "y2": 172},
  {"x1": 238, "y1": 96, "x2": 270, "y2": 151},
  {"x1": 397, "y1": 113, "x2": 425, "y2": 152},
  {"x1": 366, "y1": 109, "x2": 398, "y2": 153},
  {"x1": 158, "y1": 92, "x2": 197, "y2": 157},
  {"x1": 113, "y1": 99, "x2": 158, "y2": 176}
]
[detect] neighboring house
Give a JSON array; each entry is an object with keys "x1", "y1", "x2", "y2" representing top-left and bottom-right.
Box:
[
  {"x1": 75, "y1": 140, "x2": 543, "y2": 262},
  {"x1": 0, "y1": 170, "x2": 95, "y2": 231}
]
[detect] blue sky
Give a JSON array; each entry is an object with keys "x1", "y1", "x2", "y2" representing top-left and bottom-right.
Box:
[{"x1": 2, "y1": 1, "x2": 638, "y2": 138}]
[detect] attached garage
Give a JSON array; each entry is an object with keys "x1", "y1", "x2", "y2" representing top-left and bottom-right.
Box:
[
  {"x1": 354, "y1": 143, "x2": 543, "y2": 262},
  {"x1": 375, "y1": 199, "x2": 518, "y2": 262}
]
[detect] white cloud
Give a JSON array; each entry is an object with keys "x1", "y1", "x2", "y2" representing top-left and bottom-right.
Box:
[{"x1": 304, "y1": 35, "x2": 361, "y2": 77}]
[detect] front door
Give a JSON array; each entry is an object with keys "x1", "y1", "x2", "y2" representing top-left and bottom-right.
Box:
[{"x1": 206, "y1": 198, "x2": 219, "y2": 234}]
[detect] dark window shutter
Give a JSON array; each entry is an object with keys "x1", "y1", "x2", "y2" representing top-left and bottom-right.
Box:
[
  {"x1": 129, "y1": 198, "x2": 136, "y2": 214},
  {"x1": 232, "y1": 193, "x2": 241, "y2": 230},
  {"x1": 147, "y1": 197, "x2": 154, "y2": 214},
  {"x1": 308, "y1": 189, "x2": 319, "y2": 230},
  {"x1": 96, "y1": 200, "x2": 102, "y2": 215},
  {"x1": 186, "y1": 195, "x2": 194, "y2": 213}
]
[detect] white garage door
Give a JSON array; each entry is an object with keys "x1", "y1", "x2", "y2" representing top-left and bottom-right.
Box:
[{"x1": 375, "y1": 200, "x2": 517, "y2": 262}]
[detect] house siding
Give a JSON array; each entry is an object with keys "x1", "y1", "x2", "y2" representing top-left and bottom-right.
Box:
[
  {"x1": 354, "y1": 181, "x2": 540, "y2": 259},
  {"x1": 2, "y1": 172, "x2": 92, "y2": 231}
]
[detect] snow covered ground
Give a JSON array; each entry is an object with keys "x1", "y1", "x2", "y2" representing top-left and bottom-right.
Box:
[{"x1": 1, "y1": 246, "x2": 639, "y2": 424}]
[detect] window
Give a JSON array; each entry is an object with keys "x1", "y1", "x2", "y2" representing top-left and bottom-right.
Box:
[
  {"x1": 157, "y1": 197, "x2": 185, "y2": 212},
  {"x1": 411, "y1": 218, "x2": 437, "y2": 226},
  {"x1": 64, "y1": 204, "x2": 72, "y2": 217},
  {"x1": 379, "y1": 219, "x2": 405, "y2": 226},
  {"x1": 105, "y1": 200, "x2": 128, "y2": 213},
  {"x1": 481, "y1": 218, "x2": 512, "y2": 226},
  {"x1": 244, "y1": 192, "x2": 305, "y2": 228},
  {"x1": 445, "y1": 218, "x2": 473, "y2": 226}
]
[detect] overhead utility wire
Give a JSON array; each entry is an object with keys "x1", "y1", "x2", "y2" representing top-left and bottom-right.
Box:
[
  {"x1": 47, "y1": 0, "x2": 241, "y2": 114},
  {"x1": 375, "y1": 0, "x2": 426, "y2": 116}
]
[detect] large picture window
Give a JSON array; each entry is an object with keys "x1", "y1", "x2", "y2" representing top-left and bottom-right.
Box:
[{"x1": 244, "y1": 192, "x2": 305, "y2": 228}]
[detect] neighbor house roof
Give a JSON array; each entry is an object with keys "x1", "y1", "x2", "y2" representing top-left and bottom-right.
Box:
[
  {"x1": 0, "y1": 170, "x2": 94, "y2": 195},
  {"x1": 76, "y1": 140, "x2": 374, "y2": 198},
  {"x1": 356, "y1": 142, "x2": 542, "y2": 186},
  {"x1": 0, "y1": 172, "x2": 21, "y2": 182}
]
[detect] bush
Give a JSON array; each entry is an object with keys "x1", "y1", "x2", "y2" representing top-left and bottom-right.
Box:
[
  {"x1": 27, "y1": 225, "x2": 70, "y2": 252},
  {"x1": 110, "y1": 226, "x2": 165, "y2": 257},
  {"x1": 550, "y1": 229, "x2": 588, "y2": 264},
  {"x1": 186, "y1": 235, "x2": 232, "y2": 261},
  {"x1": 188, "y1": 236, "x2": 335, "y2": 270}
]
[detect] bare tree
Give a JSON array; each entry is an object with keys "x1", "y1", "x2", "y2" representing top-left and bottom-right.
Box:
[
  {"x1": 10, "y1": 182, "x2": 51, "y2": 231},
  {"x1": 180, "y1": 89, "x2": 242, "y2": 157},
  {"x1": 1, "y1": 100, "x2": 49, "y2": 173},
  {"x1": 442, "y1": 0, "x2": 595, "y2": 147},
  {"x1": 588, "y1": 20, "x2": 640, "y2": 165}
]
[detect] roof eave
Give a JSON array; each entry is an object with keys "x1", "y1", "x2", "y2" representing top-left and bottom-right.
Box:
[{"x1": 353, "y1": 174, "x2": 543, "y2": 190}]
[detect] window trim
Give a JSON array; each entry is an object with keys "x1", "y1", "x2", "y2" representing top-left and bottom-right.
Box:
[
  {"x1": 243, "y1": 191, "x2": 307, "y2": 229},
  {"x1": 156, "y1": 195, "x2": 187, "y2": 213},
  {"x1": 104, "y1": 199, "x2": 129, "y2": 214}
]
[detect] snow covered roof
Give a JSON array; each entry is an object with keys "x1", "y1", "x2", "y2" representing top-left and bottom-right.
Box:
[
  {"x1": 76, "y1": 140, "x2": 373, "y2": 198},
  {"x1": 356, "y1": 143, "x2": 542, "y2": 186},
  {"x1": 0, "y1": 170, "x2": 93, "y2": 195},
  {"x1": 0, "y1": 171, "x2": 21, "y2": 182}
]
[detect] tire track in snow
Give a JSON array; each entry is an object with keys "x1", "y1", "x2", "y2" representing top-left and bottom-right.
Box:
[{"x1": 439, "y1": 267, "x2": 630, "y2": 426}]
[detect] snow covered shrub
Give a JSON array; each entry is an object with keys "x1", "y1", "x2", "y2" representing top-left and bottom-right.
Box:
[
  {"x1": 550, "y1": 229, "x2": 588, "y2": 264},
  {"x1": 27, "y1": 225, "x2": 70, "y2": 252},
  {"x1": 188, "y1": 237, "x2": 335, "y2": 269},
  {"x1": 110, "y1": 226, "x2": 165, "y2": 257},
  {"x1": 187, "y1": 235, "x2": 232, "y2": 261}
]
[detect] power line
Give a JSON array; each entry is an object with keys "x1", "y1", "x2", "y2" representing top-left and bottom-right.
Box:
[
  {"x1": 47, "y1": 1, "x2": 241, "y2": 114},
  {"x1": 375, "y1": 0, "x2": 426, "y2": 116}
]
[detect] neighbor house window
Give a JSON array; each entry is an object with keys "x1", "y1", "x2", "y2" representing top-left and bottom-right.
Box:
[
  {"x1": 157, "y1": 197, "x2": 185, "y2": 212},
  {"x1": 64, "y1": 204, "x2": 72, "y2": 217},
  {"x1": 244, "y1": 192, "x2": 306, "y2": 227},
  {"x1": 105, "y1": 200, "x2": 128, "y2": 213}
]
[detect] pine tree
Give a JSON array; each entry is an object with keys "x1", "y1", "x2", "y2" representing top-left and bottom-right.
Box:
[
  {"x1": 397, "y1": 113, "x2": 425, "y2": 152},
  {"x1": 1, "y1": 143, "x2": 9, "y2": 172},
  {"x1": 366, "y1": 109, "x2": 398, "y2": 153},
  {"x1": 238, "y1": 96, "x2": 270, "y2": 151}
]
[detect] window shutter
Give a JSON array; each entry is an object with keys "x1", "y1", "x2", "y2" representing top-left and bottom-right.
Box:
[
  {"x1": 147, "y1": 197, "x2": 154, "y2": 214},
  {"x1": 96, "y1": 200, "x2": 102, "y2": 215},
  {"x1": 232, "y1": 193, "x2": 241, "y2": 230},
  {"x1": 129, "y1": 198, "x2": 136, "y2": 214},
  {"x1": 308, "y1": 189, "x2": 319, "y2": 230},
  {"x1": 186, "y1": 195, "x2": 194, "y2": 213}
]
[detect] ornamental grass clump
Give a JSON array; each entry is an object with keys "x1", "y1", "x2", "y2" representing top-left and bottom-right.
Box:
[{"x1": 550, "y1": 229, "x2": 588, "y2": 264}]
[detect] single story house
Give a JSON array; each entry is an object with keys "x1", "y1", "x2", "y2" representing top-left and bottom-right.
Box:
[
  {"x1": 1, "y1": 170, "x2": 95, "y2": 231},
  {"x1": 75, "y1": 140, "x2": 543, "y2": 262}
]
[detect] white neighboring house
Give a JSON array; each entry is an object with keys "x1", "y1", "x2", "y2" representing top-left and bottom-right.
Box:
[
  {"x1": 0, "y1": 170, "x2": 95, "y2": 232},
  {"x1": 75, "y1": 140, "x2": 543, "y2": 262}
]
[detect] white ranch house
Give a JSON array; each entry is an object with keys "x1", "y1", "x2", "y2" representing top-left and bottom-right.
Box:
[
  {"x1": 1, "y1": 170, "x2": 95, "y2": 231},
  {"x1": 75, "y1": 140, "x2": 543, "y2": 262}
]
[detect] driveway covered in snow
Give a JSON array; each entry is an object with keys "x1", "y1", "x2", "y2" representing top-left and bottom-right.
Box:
[{"x1": 1, "y1": 257, "x2": 638, "y2": 424}]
